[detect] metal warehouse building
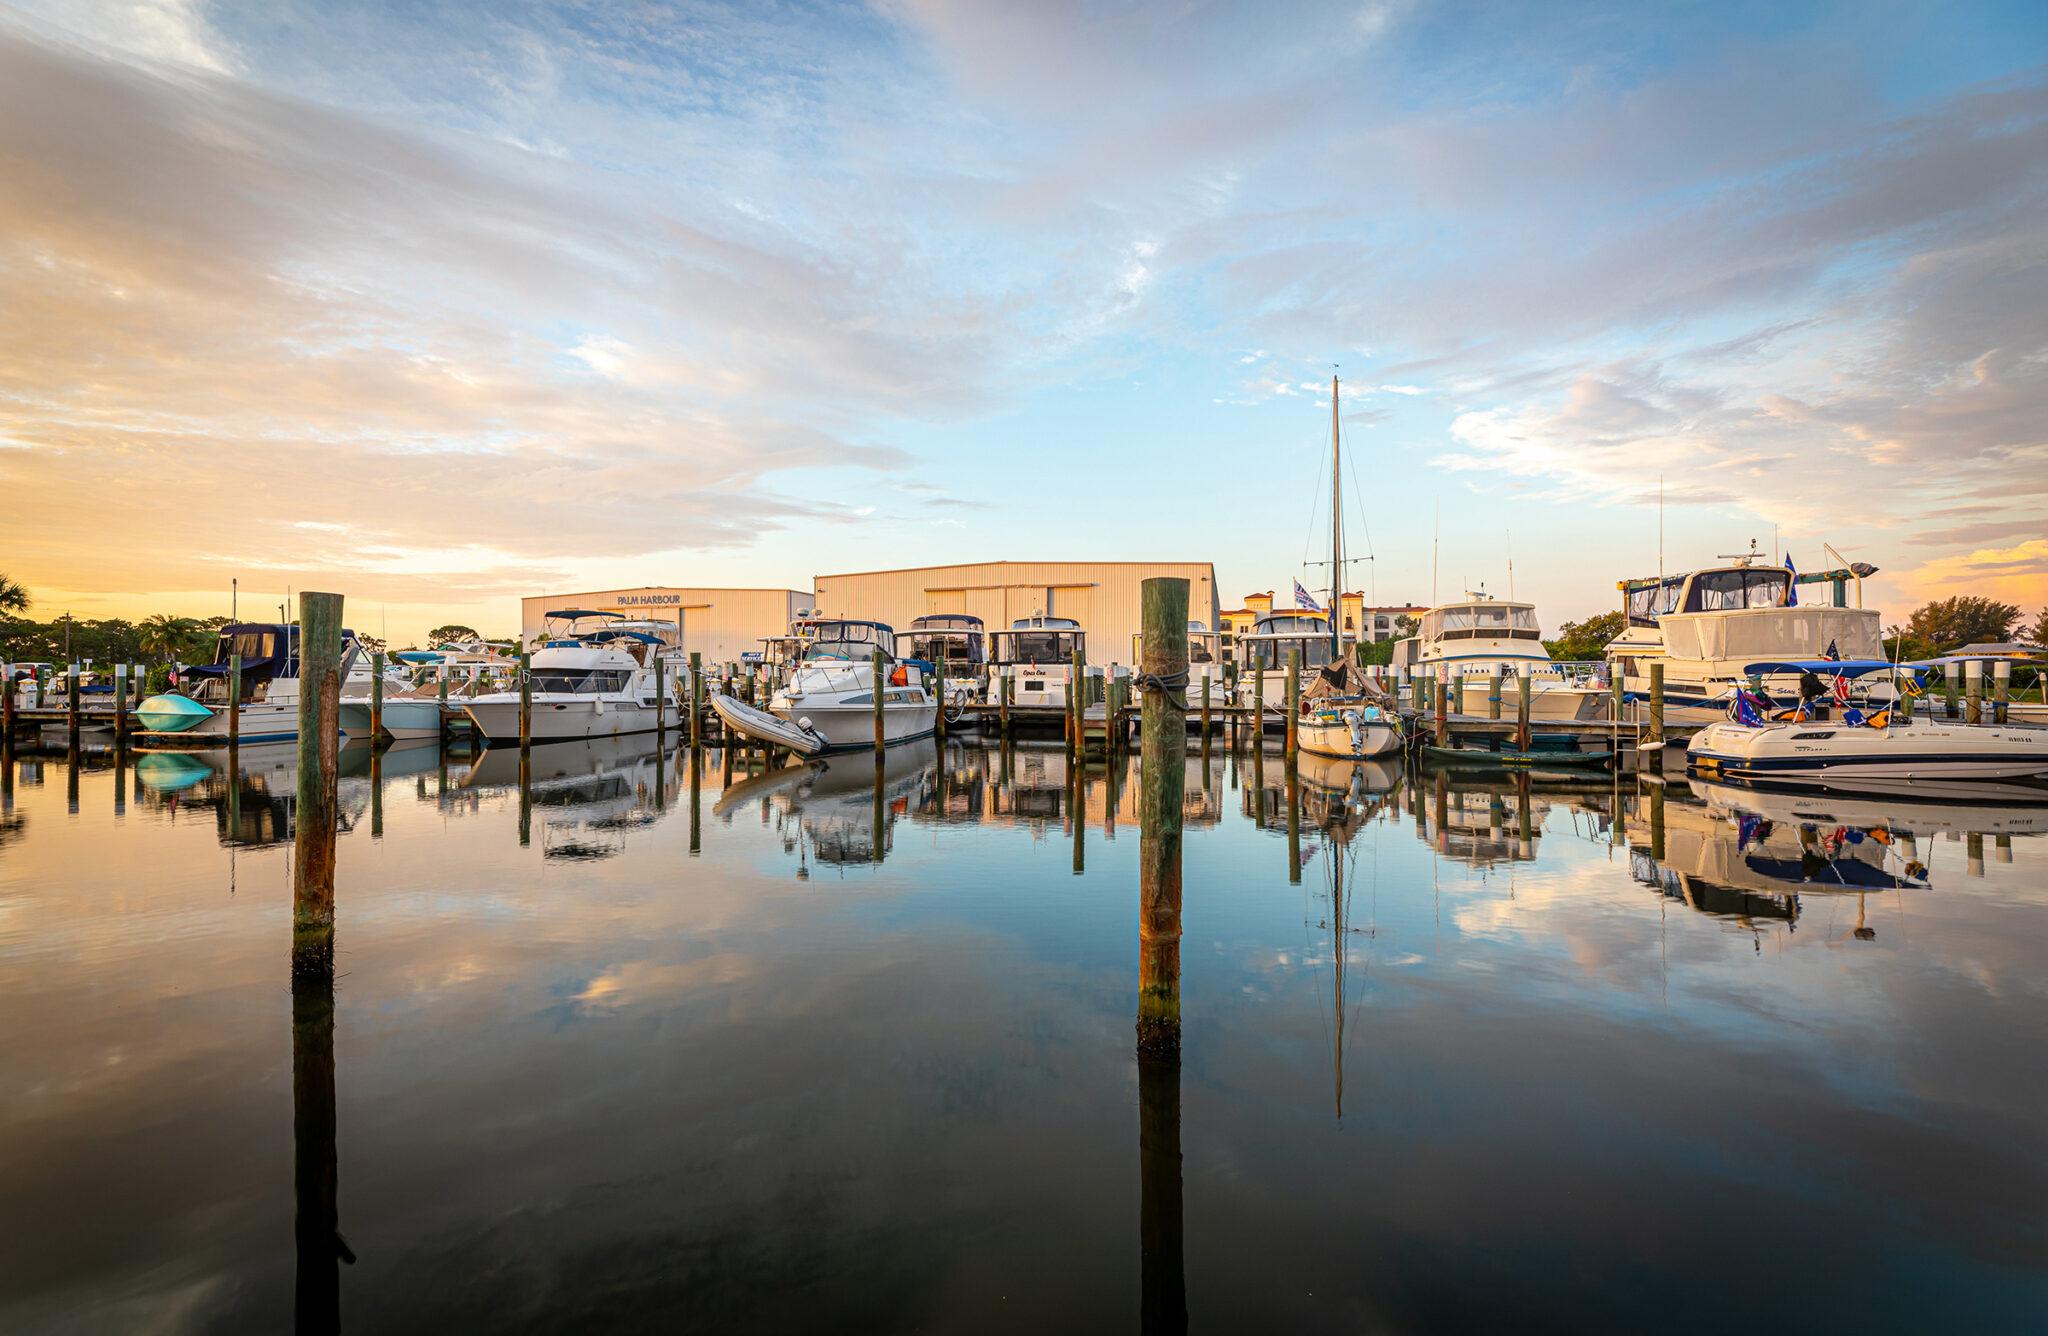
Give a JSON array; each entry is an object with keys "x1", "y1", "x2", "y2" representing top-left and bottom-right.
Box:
[
  {"x1": 811, "y1": 560, "x2": 1219, "y2": 668},
  {"x1": 520, "y1": 587, "x2": 813, "y2": 663}
]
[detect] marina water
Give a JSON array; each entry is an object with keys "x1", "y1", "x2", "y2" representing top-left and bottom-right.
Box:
[{"x1": 3, "y1": 738, "x2": 2045, "y2": 1331}]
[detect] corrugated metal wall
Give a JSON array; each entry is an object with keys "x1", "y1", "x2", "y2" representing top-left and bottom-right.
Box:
[
  {"x1": 521, "y1": 588, "x2": 812, "y2": 664},
  {"x1": 810, "y1": 562, "x2": 1218, "y2": 667}
]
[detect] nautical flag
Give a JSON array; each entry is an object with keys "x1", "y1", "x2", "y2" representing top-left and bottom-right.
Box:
[
  {"x1": 1294, "y1": 580, "x2": 1323, "y2": 612},
  {"x1": 1736, "y1": 812, "x2": 1761, "y2": 851},
  {"x1": 1824, "y1": 638, "x2": 1840, "y2": 661},
  {"x1": 1832, "y1": 672, "x2": 1850, "y2": 704},
  {"x1": 1843, "y1": 707, "x2": 1866, "y2": 727},
  {"x1": 1785, "y1": 552, "x2": 1799, "y2": 607},
  {"x1": 1734, "y1": 691, "x2": 1766, "y2": 727}
]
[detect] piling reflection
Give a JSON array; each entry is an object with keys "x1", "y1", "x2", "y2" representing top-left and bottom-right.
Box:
[{"x1": 292, "y1": 951, "x2": 350, "y2": 1334}]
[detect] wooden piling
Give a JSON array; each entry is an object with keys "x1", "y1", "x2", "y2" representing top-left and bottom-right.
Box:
[
  {"x1": 365, "y1": 650, "x2": 383, "y2": 744},
  {"x1": 1199, "y1": 676, "x2": 1211, "y2": 742},
  {"x1": 1517, "y1": 673, "x2": 1532, "y2": 754},
  {"x1": 1964, "y1": 660, "x2": 1982, "y2": 725},
  {"x1": 291, "y1": 592, "x2": 345, "y2": 979},
  {"x1": 1252, "y1": 653, "x2": 1264, "y2": 741},
  {"x1": 2, "y1": 663, "x2": 14, "y2": 740},
  {"x1": 653, "y1": 654, "x2": 666, "y2": 739},
  {"x1": 1609, "y1": 670, "x2": 1624, "y2": 728},
  {"x1": 518, "y1": 749, "x2": 531, "y2": 847},
  {"x1": 1000, "y1": 671, "x2": 1012, "y2": 738},
  {"x1": 517, "y1": 651, "x2": 532, "y2": 753},
  {"x1": 689, "y1": 652, "x2": 703, "y2": 750},
  {"x1": 1285, "y1": 755, "x2": 1300, "y2": 885},
  {"x1": 113, "y1": 664, "x2": 129, "y2": 745},
  {"x1": 1647, "y1": 662, "x2": 1666, "y2": 770},
  {"x1": 1136, "y1": 577, "x2": 1188, "y2": 1060},
  {"x1": 1137, "y1": 1036, "x2": 1187, "y2": 1336},
  {"x1": 1945, "y1": 667, "x2": 1960, "y2": 719},
  {"x1": 1433, "y1": 670, "x2": 1448, "y2": 746},
  {"x1": 66, "y1": 663, "x2": 80, "y2": 742},
  {"x1": 369, "y1": 747, "x2": 383, "y2": 840},
  {"x1": 1488, "y1": 669, "x2": 1502, "y2": 722},
  {"x1": 1450, "y1": 672, "x2": 1464, "y2": 725},
  {"x1": 291, "y1": 937, "x2": 343, "y2": 1336},
  {"x1": 934, "y1": 657, "x2": 946, "y2": 741},
  {"x1": 1285, "y1": 648, "x2": 1300, "y2": 758},
  {"x1": 227, "y1": 653, "x2": 242, "y2": 751},
  {"x1": 872, "y1": 649, "x2": 886, "y2": 756},
  {"x1": 1071, "y1": 645, "x2": 1086, "y2": 757}
]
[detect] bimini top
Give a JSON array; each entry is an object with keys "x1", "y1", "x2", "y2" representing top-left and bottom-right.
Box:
[
  {"x1": 1010, "y1": 615, "x2": 1080, "y2": 630},
  {"x1": 585, "y1": 629, "x2": 667, "y2": 646},
  {"x1": 1245, "y1": 611, "x2": 1330, "y2": 637},
  {"x1": 910, "y1": 614, "x2": 985, "y2": 630},
  {"x1": 1740, "y1": 659, "x2": 1906, "y2": 678},
  {"x1": 543, "y1": 609, "x2": 622, "y2": 622},
  {"x1": 186, "y1": 623, "x2": 359, "y2": 679}
]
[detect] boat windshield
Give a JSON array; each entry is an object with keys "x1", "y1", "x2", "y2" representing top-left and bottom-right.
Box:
[
  {"x1": 1421, "y1": 603, "x2": 1542, "y2": 642},
  {"x1": 1684, "y1": 568, "x2": 1790, "y2": 613},
  {"x1": 994, "y1": 630, "x2": 1084, "y2": 664},
  {"x1": 530, "y1": 666, "x2": 636, "y2": 693},
  {"x1": 1246, "y1": 635, "x2": 1335, "y2": 671},
  {"x1": 1254, "y1": 613, "x2": 1329, "y2": 637},
  {"x1": 801, "y1": 620, "x2": 895, "y2": 660},
  {"x1": 1189, "y1": 635, "x2": 1218, "y2": 664},
  {"x1": 905, "y1": 631, "x2": 983, "y2": 666}
]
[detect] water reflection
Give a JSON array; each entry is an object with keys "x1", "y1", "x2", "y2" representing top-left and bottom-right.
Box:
[{"x1": 3, "y1": 740, "x2": 2047, "y2": 1329}]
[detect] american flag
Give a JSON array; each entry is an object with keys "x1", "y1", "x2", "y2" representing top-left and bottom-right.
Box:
[{"x1": 1293, "y1": 580, "x2": 1323, "y2": 612}]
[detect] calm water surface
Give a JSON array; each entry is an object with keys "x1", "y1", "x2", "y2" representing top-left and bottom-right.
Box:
[{"x1": 3, "y1": 736, "x2": 2046, "y2": 1332}]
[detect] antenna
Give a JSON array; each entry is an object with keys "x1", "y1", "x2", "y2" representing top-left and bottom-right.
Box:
[
  {"x1": 1657, "y1": 475, "x2": 1664, "y2": 585},
  {"x1": 1431, "y1": 498, "x2": 1440, "y2": 607},
  {"x1": 1507, "y1": 530, "x2": 1515, "y2": 602}
]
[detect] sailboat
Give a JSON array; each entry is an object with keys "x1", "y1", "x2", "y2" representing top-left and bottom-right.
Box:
[{"x1": 1298, "y1": 375, "x2": 1404, "y2": 759}]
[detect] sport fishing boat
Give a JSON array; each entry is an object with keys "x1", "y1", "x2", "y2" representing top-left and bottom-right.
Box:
[
  {"x1": 988, "y1": 615, "x2": 1099, "y2": 709},
  {"x1": 134, "y1": 622, "x2": 365, "y2": 744},
  {"x1": 710, "y1": 619, "x2": 937, "y2": 755},
  {"x1": 1608, "y1": 545, "x2": 1883, "y2": 726},
  {"x1": 1687, "y1": 660, "x2": 2048, "y2": 791},
  {"x1": 1405, "y1": 590, "x2": 1606, "y2": 720},
  {"x1": 462, "y1": 610, "x2": 686, "y2": 745}
]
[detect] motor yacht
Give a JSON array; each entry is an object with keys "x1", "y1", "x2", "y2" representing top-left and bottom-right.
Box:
[
  {"x1": 1608, "y1": 546, "x2": 1883, "y2": 726},
  {"x1": 1237, "y1": 610, "x2": 1337, "y2": 727},
  {"x1": 1131, "y1": 620, "x2": 1232, "y2": 711},
  {"x1": 988, "y1": 615, "x2": 1100, "y2": 709},
  {"x1": 711, "y1": 619, "x2": 937, "y2": 755},
  {"x1": 1400, "y1": 591, "x2": 1607, "y2": 720},
  {"x1": 904, "y1": 614, "x2": 987, "y2": 708},
  {"x1": 463, "y1": 610, "x2": 686, "y2": 745},
  {"x1": 1687, "y1": 659, "x2": 2048, "y2": 792}
]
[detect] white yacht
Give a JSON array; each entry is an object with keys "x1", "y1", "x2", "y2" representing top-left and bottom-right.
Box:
[
  {"x1": 463, "y1": 610, "x2": 686, "y2": 744},
  {"x1": 1687, "y1": 660, "x2": 2048, "y2": 792},
  {"x1": 135, "y1": 622, "x2": 365, "y2": 743},
  {"x1": 1401, "y1": 591, "x2": 1606, "y2": 721},
  {"x1": 988, "y1": 615, "x2": 1101, "y2": 709},
  {"x1": 1237, "y1": 610, "x2": 1337, "y2": 726},
  {"x1": 1608, "y1": 547, "x2": 1882, "y2": 726},
  {"x1": 712, "y1": 619, "x2": 936, "y2": 754},
  {"x1": 904, "y1": 614, "x2": 988, "y2": 708}
]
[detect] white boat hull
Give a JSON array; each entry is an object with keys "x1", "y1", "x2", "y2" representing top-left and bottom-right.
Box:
[
  {"x1": 772, "y1": 699, "x2": 936, "y2": 751},
  {"x1": 1454, "y1": 680, "x2": 1606, "y2": 721},
  {"x1": 339, "y1": 698, "x2": 444, "y2": 741},
  {"x1": 1298, "y1": 706, "x2": 1403, "y2": 759},
  {"x1": 138, "y1": 699, "x2": 304, "y2": 744},
  {"x1": 464, "y1": 695, "x2": 678, "y2": 743},
  {"x1": 1689, "y1": 719, "x2": 2048, "y2": 790}
]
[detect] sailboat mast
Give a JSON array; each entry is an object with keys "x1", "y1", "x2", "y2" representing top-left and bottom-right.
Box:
[{"x1": 1331, "y1": 374, "x2": 1343, "y2": 658}]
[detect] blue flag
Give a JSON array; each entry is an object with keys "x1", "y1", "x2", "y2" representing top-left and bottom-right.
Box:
[
  {"x1": 1734, "y1": 691, "x2": 1766, "y2": 727},
  {"x1": 1293, "y1": 580, "x2": 1323, "y2": 612},
  {"x1": 1784, "y1": 551, "x2": 1798, "y2": 607}
]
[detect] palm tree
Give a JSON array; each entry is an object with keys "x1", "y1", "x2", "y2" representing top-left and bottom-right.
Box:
[
  {"x1": 139, "y1": 614, "x2": 207, "y2": 666},
  {"x1": 0, "y1": 574, "x2": 28, "y2": 616}
]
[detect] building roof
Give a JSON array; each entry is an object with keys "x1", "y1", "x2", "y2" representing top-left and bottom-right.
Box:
[{"x1": 816, "y1": 558, "x2": 1216, "y2": 580}]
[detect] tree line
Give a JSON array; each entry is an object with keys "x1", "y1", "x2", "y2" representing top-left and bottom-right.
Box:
[{"x1": 0, "y1": 577, "x2": 508, "y2": 665}]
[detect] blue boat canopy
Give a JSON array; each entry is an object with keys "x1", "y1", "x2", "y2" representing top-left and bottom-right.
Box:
[
  {"x1": 1740, "y1": 660, "x2": 1905, "y2": 677},
  {"x1": 586, "y1": 629, "x2": 665, "y2": 645}
]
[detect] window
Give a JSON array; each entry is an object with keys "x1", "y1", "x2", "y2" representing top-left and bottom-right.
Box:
[{"x1": 1685, "y1": 569, "x2": 1790, "y2": 613}]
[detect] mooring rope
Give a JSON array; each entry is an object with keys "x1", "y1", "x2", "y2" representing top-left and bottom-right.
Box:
[{"x1": 1133, "y1": 667, "x2": 1190, "y2": 712}]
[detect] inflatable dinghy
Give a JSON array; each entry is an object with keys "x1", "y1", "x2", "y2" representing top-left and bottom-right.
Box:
[{"x1": 710, "y1": 694, "x2": 826, "y2": 757}]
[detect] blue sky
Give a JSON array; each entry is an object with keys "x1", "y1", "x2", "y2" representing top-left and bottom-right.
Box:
[{"x1": 3, "y1": 0, "x2": 2045, "y2": 640}]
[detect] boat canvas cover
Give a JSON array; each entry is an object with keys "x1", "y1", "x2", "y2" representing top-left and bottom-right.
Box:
[{"x1": 1659, "y1": 606, "x2": 1880, "y2": 662}]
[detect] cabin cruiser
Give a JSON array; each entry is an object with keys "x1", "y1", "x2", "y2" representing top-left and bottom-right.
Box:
[
  {"x1": 988, "y1": 615, "x2": 1101, "y2": 709},
  {"x1": 1687, "y1": 660, "x2": 2048, "y2": 793},
  {"x1": 711, "y1": 619, "x2": 937, "y2": 755},
  {"x1": 463, "y1": 610, "x2": 686, "y2": 745},
  {"x1": 336, "y1": 653, "x2": 429, "y2": 741},
  {"x1": 904, "y1": 614, "x2": 987, "y2": 707},
  {"x1": 1608, "y1": 547, "x2": 1883, "y2": 725},
  {"x1": 1400, "y1": 591, "x2": 1606, "y2": 721},
  {"x1": 135, "y1": 622, "x2": 366, "y2": 743}
]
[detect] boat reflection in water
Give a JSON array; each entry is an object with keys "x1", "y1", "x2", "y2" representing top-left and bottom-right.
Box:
[
  {"x1": 715, "y1": 741, "x2": 939, "y2": 870},
  {"x1": 460, "y1": 735, "x2": 675, "y2": 859},
  {"x1": 130, "y1": 741, "x2": 375, "y2": 847}
]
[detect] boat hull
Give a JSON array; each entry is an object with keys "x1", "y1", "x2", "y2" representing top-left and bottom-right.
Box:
[
  {"x1": 1454, "y1": 680, "x2": 1606, "y2": 722},
  {"x1": 1689, "y1": 720, "x2": 2048, "y2": 790},
  {"x1": 135, "y1": 696, "x2": 305, "y2": 744},
  {"x1": 340, "y1": 698, "x2": 444, "y2": 741},
  {"x1": 1298, "y1": 713, "x2": 1402, "y2": 759},
  {"x1": 773, "y1": 700, "x2": 937, "y2": 751},
  {"x1": 463, "y1": 694, "x2": 678, "y2": 744}
]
